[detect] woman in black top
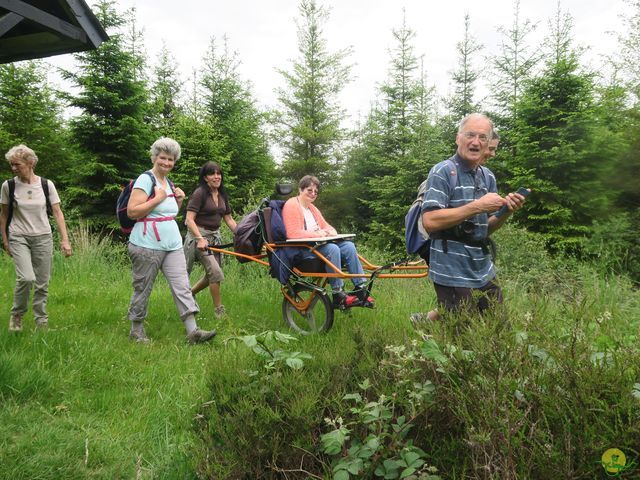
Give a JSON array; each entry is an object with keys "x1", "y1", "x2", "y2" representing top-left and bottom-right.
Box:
[{"x1": 184, "y1": 162, "x2": 237, "y2": 317}]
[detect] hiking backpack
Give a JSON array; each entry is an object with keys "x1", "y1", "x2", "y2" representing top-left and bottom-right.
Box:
[
  {"x1": 233, "y1": 209, "x2": 263, "y2": 263},
  {"x1": 5, "y1": 177, "x2": 53, "y2": 235},
  {"x1": 232, "y1": 200, "x2": 287, "y2": 263},
  {"x1": 404, "y1": 158, "x2": 458, "y2": 263},
  {"x1": 116, "y1": 171, "x2": 174, "y2": 234}
]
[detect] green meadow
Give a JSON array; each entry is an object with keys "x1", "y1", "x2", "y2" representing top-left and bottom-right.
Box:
[{"x1": 1, "y1": 225, "x2": 639, "y2": 479}]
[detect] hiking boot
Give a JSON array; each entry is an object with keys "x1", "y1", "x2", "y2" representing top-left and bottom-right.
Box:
[
  {"x1": 214, "y1": 305, "x2": 226, "y2": 318},
  {"x1": 187, "y1": 328, "x2": 217, "y2": 345},
  {"x1": 35, "y1": 319, "x2": 49, "y2": 330},
  {"x1": 410, "y1": 310, "x2": 439, "y2": 328},
  {"x1": 129, "y1": 329, "x2": 151, "y2": 344},
  {"x1": 9, "y1": 314, "x2": 22, "y2": 332}
]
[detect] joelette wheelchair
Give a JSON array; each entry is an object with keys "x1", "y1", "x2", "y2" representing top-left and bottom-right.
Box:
[{"x1": 207, "y1": 185, "x2": 428, "y2": 334}]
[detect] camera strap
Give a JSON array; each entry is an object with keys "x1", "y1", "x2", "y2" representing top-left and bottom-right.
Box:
[{"x1": 431, "y1": 233, "x2": 496, "y2": 260}]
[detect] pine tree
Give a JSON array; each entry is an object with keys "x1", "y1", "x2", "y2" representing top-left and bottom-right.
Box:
[
  {"x1": 617, "y1": 0, "x2": 640, "y2": 102},
  {"x1": 491, "y1": 0, "x2": 540, "y2": 125},
  {"x1": 440, "y1": 14, "x2": 483, "y2": 150},
  {"x1": 61, "y1": 0, "x2": 153, "y2": 228},
  {"x1": 489, "y1": 0, "x2": 540, "y2": 171},
  {"x1": 511, "y1": 6, "x2": 609, "y2": 251},
  {"x1": 170, "y1": 111, "x2": 227, "y2": 204},
  {"x1": 0, "y1": 61, "x2": 69, "y2": 181},
  {"x1": 198, "y1": 37, "x2": 275, "y2": 208},
  {"x1": 148, "y1": 43, "x2": 184, "y2": 136},
  {"x1": 591, "y1": 0, "x2": 640, "y2": 280},
  {"x1": 274, "y1": 0, "x2": 352, "y2": 185},
  {"x1": 342, "y1": 16, "x2": 443, "y2": 251}
]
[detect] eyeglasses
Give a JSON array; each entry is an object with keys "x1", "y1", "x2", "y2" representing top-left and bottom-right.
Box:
[
  {"x1": 462, "y1": 131, "x2": 489, "y2": 144},
  {"x1": 304, "y1": 188, "x2": 319, "y2": 195}
]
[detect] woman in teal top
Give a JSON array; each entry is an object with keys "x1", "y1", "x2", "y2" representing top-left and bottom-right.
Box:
[{"x1": 126, "y1": 137, "x2": 216, "y2": 344}]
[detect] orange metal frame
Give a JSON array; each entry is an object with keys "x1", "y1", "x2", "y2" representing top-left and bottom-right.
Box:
[
  {"x1": 207, "y1": 241, "x2": 428, "y2": 280},
  {"x1": 207, "y1": 240, "x2": 427, "y2": 315}
]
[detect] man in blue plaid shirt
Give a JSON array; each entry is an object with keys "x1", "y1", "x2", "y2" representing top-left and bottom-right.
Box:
[{"x1": 414, "y1": 114, "x2": 527, "y2": 321}]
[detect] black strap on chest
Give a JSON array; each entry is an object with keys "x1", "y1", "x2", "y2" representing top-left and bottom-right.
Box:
[{"x1": 431, "y1": 231, "x2": 496, "y2": 259}]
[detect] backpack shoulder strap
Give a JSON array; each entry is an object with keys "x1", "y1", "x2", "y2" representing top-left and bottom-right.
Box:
[
  {"x1": 444, "y1": 158, "x2": 458, "y2": 193},
  {"x1": 143, "y1": 170, "x2": 156, "y2": 186},
  {"x1": 40, "y1": 177, "x2": 52, "y2": 215},
  {"x1": 6, "y1": 179, "x2": 16, "y2": 233},
  {"x1": 142, "y1": 170, "x2": 158, "y2": 197},
  {"x1": 8, "y1": 178, "x2": 15, "y2": 203},
  {"x1": 478, "y1": 165, "x2": 492, "y2": 191},
  {"x1": 145, "y1": 170, "x2": 176, "y2": 196}
]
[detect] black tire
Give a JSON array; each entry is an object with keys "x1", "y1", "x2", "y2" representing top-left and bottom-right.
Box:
[{"x1": 282, "y1": 286, "x2": 334, "y2": 334}]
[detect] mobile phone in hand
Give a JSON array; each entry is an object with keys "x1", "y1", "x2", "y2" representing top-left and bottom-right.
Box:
[{"x1": 496, "y1": 187, "x2": 530, "y2": 216}]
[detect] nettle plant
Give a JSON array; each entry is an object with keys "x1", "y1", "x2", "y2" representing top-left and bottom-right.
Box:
[
  {"x1": 226, "y1": 331, "x2": 313, "y2": 375},
  {"x1": 321, "y1": 343, "x2": 442, "y2": 480}
]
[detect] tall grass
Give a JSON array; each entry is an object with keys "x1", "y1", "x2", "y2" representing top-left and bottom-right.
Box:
[
  {"x1": 0, "y1": 226, "x2": 224, "y2": 479},
  {"x1": 0, "y1": 224, "x2": 638, "y2": 479}
]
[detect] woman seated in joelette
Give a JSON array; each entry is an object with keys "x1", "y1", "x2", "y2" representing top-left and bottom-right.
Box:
[{"x1": 281, "y1": 175, "x2": 374, "y2": 308}]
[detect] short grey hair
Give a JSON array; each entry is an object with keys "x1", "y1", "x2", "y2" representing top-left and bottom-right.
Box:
[
  {"x1": 457, "y1": 113, "x2": 494, "y2": 137},
  {"x1": 150, "y1": 137, "x2": 181, "y2": 161},
  {"x1": 5, "y1": 144, "x2": 38, "y2": 167}
]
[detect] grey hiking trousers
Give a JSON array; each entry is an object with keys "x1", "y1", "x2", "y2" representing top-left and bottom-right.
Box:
[
  {"x1": 127, "y1": 243, "x2": 199, "y2": 322},
  {"x1": 9, "y1": 233, "x2": 53, "y2": 322}
]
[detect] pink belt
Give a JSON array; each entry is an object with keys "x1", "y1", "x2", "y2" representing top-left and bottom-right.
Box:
[{"x1": 138, "y1": 216, "x2": 175, "y2": 241}]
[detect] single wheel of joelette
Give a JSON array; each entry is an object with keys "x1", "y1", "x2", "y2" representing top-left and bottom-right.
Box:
[{"x1": 282, "y1": 285, "x2": 334, "y2": 334}]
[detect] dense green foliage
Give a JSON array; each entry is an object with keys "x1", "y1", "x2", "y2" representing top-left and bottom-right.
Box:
[
  {"x1": 1, "y1": 225, "x2": 638, "y2": 479},
  {"x1": 1, "y1": 0, "x2": 638, "y2": 280},
  {"x1": 0, "y1": 62, "x2": 69, "y2": 180},
  {"x1": 274, "y1": 0, "x2": 352, "y2": 185},
  {"x1": 340, "y1": 20, "x2": 447, "y2": 249},
  {"x1": 60, "y1": 0, "x2": 154, "y2": 228},
  {"x1": 198, "y1": 38, "x2": 276, "y2": 202},
  {"x1": 2, "y1": 1, "x2": 640, "y2": 477}
]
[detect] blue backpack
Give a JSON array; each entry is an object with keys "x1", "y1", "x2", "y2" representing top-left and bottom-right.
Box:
[
  {"x1": 116, "y1": 171, "x2": 174, "y2": 234},
  {"x1": 405, "y1": 158, "x2": 458, "y2": 263}
]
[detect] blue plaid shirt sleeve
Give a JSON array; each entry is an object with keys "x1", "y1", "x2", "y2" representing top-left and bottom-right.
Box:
[{"x1": 421, "y1": 163, "x2": 452, "y2": 212}]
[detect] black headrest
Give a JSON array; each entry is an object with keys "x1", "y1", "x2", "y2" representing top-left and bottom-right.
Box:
[{"x1": 275, "y1": 183, "x2": 293, "y2": 196}]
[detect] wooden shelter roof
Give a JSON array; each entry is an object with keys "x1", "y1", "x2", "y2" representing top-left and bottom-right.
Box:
[{"x1": 0, "y1": 0, "x2": 108, "y2": 64}]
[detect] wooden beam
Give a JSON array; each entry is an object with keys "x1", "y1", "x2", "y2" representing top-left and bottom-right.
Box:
[
  {"x1": 0, "y1": 11, "x2": 23, "y2": 37},
  {"x1": 64, "y1": 0, "x2": 107, "y2": 48},
  {"x1": 0, "y1": 0, "x2": 86, "y2": 42}
]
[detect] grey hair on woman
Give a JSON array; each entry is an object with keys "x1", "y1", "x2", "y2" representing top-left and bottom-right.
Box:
[
  {"x1": 5, "y1": 144, "x2": 39, "y2": 167},
  {"x1": 150, "y1": 137, "x2": 181, "y2": 161}
]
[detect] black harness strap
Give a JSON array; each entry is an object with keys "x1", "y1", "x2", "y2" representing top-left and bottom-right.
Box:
[{"x1": 5, "y1": 177, "x2": 52, "y2": 235}]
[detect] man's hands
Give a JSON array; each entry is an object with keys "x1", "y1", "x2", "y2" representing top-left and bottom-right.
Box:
[
  {"x1": 475, "y1": 192, "x2": 507, "y2": 213},
  {"x1": 502, "y1": 190, "x2": 527, "y2": 213},
  {"x1": 478, "y1": 190, "x2": 528, "y2": 215}
]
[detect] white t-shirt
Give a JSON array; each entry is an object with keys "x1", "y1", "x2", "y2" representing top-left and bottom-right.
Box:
[
  {"x1": 302, "y1": 206, "x2": 319, "y2": 231},
  {"x1": 0, "y1": 176, "x2": 60, "y2": 236}
]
